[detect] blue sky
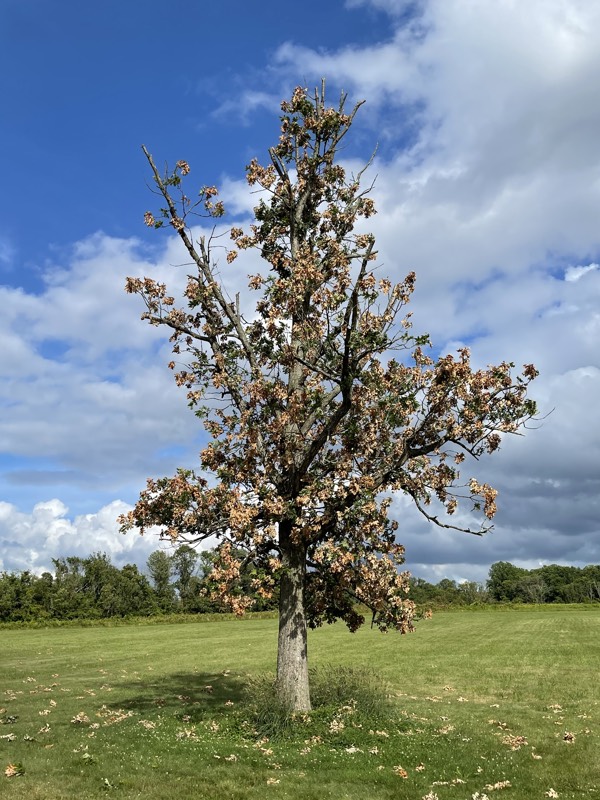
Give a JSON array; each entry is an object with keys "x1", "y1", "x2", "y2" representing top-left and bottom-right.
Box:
[
  {"x1": 1, "y1": 0, "x2": 600, "y2": 582},
  {"x1": 1, "y1": 0, "x2": 392, "y2": 280}
]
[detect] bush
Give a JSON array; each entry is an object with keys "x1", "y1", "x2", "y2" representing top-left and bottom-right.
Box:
[{"x1": 244, "y1": 665, "x2": 392, "y2": 739}]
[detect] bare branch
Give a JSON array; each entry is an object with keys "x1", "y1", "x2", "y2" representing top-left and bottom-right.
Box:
[{"x1": 408, "y1": 493, "x2": 489, "y2": 536}]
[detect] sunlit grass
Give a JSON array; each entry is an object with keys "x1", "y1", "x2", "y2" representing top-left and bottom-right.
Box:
[{"x1": 1, "y1": 607, "x2": 598, "y2": 798}]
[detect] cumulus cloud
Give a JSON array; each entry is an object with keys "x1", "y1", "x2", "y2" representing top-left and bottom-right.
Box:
[
  {"x1": 0, "y1": 499, "x2": 162, "y2": 574},
  {"x1": 259, "y1": 0, "x2": 600, "y2": 579},
  {"x1": 0, "y1": 231, "x2": 218, "y2": 517},
  {"x1": 565, "y1": 263, "x2": 599, "y2": 282},
  {"x1": 212, "y1": 90, "x2": 284, "y2": 125},
  {"x1": 2, "y1": 0, "x2": 599, "y2": 582}
]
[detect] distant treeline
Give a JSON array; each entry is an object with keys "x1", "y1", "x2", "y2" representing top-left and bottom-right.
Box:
[
  {"x1": 0, "y1": 546, "x2": 277, "y2": 623},
  {"x1": 1, "y1": 555, "x2": 599, "y2": 623},
  {"x1": 410, "y1": 561, "x2": 600, "y2": 607}
]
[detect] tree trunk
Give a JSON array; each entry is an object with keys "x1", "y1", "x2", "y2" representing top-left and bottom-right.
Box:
[{"x1": 276, "y1": 525, "x2": 311, "y2": 712}]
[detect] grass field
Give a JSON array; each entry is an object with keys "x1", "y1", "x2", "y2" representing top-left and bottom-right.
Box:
[{"x1": 0, "y1": 607, "x2": 598, "y2": 799}]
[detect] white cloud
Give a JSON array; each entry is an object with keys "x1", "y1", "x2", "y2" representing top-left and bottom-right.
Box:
[
  {"x1": 261, "y1": 0, "x2": 600, "y2": 578},
  {"x1": 0, "y1": 234, "x2": 15, "y2": 266},
  {"x1": 213, "y1": 90, "x2": 283, "y2": 124},
  {"x1": 0, "y1": 232, "x2": 216, "y2": 512},
  {"x1": 2, "y1": 0, "x2": 600, "y2": 582},
  {"x1": 565, "y1": 262, "x2": 599, "y2": 282},
  {"x1": 0, "y1": 499, "x2": 161, "y2": 574},
  {"x1": 263, "y1": 3, "x2": 600, "y2": 366}
]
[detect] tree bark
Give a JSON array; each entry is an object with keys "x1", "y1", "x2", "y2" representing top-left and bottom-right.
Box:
[{"x1": 276, "y1": 523, "x2": 311, "y2": 711}]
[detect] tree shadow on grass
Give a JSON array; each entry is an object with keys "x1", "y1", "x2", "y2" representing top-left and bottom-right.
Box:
[{"x1": 107, "y1": 670, "x2": 265, "y2": 723}]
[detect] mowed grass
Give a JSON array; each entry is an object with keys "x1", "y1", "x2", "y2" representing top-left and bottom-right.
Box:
[{"x1": 0, "y1": 607, "x2": 598, "y2": 799}]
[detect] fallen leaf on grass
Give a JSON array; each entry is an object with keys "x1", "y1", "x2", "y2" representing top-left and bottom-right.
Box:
[
  {"x1": 176, "y1": 727, "x2": 200, "y2": 741},
  {"x1": 484, "y1": 780, "x2": 511, "y2": 790},
  {"x1": 501, "y1": 734, "x2": 528, "y2": 750},
  {"x1": 437, "y1": 725, "x2": 455, "y2": 734},
  {"x1": 545, "y1": 791, "x2": 559, "y2": 798},
  {"x1": 95, "y1": 706, "x2": 134, "y2": 726},
  {"x1": 4, "y1": 762, "x2": 25, "y2": 778},
  {"x1": 392, "y1": 766, "x2": 408, "y2": 778}
]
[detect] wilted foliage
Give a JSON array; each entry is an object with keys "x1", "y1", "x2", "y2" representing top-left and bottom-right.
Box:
[{"x1": 121, "y1": 84, "x2": 537, "y2": 708}]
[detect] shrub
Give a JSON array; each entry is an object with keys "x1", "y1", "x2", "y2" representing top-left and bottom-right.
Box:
[{"x1": 244, "y1": 665, "x2": 392, "y2": 738}]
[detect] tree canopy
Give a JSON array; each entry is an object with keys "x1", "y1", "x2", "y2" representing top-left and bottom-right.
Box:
[{"x1": 121, "y1": 84, "x2": 538, "y2": 710}]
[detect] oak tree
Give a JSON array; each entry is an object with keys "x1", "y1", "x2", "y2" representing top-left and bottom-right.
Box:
[{"x1": 121, "y1": 85, "x2": 537, "y2": 711}]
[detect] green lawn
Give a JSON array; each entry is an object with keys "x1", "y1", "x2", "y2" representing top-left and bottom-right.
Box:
[{"x1": 0, "y1": 607, "x2": 598, "y2": 799}]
